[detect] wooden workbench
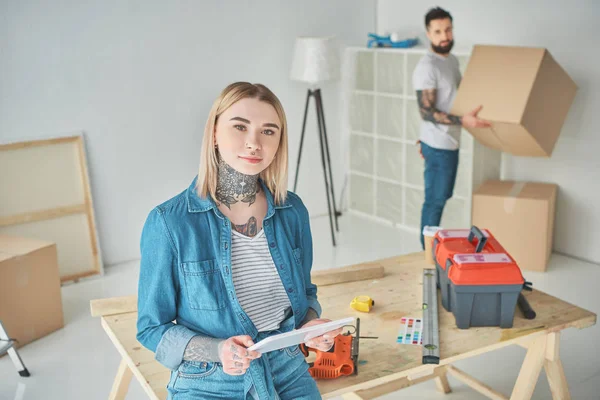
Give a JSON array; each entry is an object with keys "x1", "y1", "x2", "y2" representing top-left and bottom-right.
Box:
[{"x1": 91, "y1": 252, "x2": 596, "y2": 400}]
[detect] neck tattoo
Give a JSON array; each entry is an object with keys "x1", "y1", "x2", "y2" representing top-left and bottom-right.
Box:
[{"x1": 215, "y1": 158, "x2": 260, "y2": 210}]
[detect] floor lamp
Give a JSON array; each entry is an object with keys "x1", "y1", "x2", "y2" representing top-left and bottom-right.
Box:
[{"x1": 290, "y1": 36, "x2": 341, "y2": 246}]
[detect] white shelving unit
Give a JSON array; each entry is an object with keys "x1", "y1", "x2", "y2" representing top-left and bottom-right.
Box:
[{"x1": 344, "y1": 46, "x2": 501, "y2": 232}]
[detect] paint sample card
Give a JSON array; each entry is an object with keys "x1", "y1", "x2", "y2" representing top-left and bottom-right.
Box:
[{"x1": 397, "y1": 317, "x2": 423, "y2": 345}]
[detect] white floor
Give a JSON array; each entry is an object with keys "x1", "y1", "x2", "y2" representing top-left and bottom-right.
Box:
[{"x1": 1, "y1": 213, "x2": 599, "y2": 400}]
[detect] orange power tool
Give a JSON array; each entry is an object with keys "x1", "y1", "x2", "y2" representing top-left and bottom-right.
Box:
[{"x1": 300, "y1": 318, "x2": 375, "y2": 379}]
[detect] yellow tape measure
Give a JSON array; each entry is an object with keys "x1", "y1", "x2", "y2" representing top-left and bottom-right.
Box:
[{"x1": 350, "y1": 295, "x2": 375, "y2": 313}]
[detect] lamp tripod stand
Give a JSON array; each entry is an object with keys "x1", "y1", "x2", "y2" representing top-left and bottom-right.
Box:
[{"x1": 293, "y1": 88, "x2": 341, "y2": 246}]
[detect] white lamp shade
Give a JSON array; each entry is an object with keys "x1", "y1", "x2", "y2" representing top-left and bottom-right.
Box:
[{"x1": 290, "y1": 36, "x2": 339, "y2": 84}]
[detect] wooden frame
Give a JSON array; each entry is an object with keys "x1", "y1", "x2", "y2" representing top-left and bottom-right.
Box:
[
  {"x1": 0, "y1": 134, "x2": 103, "y2": 282},
  {"x1": 91, "y1": 252, "x2": 596, "y2": 400}
]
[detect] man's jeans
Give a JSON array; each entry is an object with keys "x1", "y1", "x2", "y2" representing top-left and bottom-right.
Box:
[{"x1": 419, "y1": 141, "x2": 459, "y2": 249}]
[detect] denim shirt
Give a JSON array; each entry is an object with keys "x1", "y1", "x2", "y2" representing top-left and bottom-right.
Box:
[{"x1": 136, "y1": 177, "x2": 322, "y2": 376}]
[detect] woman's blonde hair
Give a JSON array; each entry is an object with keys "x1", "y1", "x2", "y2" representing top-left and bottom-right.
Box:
[{"x1": 197, "y1": 82, "x2": 289, "y2": 205}]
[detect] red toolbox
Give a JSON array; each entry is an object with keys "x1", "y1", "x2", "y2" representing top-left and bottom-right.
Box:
[
  {"x1": 432, "y1": 226, "x2": 525, "y2": 329},
  {"x1": 432, "y1": 226, "x2": 503, "y2": 310}
]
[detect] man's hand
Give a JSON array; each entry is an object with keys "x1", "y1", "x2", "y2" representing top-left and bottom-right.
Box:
[
  {"x1": 462, "y1": 105, "x2": 492, "y2": 129},
  {"x1": 301, "y1": 319, "x2": 343, "y2": 352},
  {"x1": 218, "y1": 335, "x2": 261, "y2": 376}
]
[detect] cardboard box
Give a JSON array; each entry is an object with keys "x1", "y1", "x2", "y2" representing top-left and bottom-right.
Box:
[
  {"x1": 0, "y1": 235, "x2": 64, "y2": 349},
  {"x1": 472, "y1": 180, "x2": 557, "y2": 272},
  {"x1": 451, "y1": 45, "x2": 577, "y2": 157}
]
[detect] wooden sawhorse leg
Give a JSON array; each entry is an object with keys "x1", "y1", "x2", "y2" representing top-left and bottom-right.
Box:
[
  {"x1": 544, "y1": 333, "x2": 570, "y2": 400},
  {"x1": 340, "y1": 366, "x2": 451, "y2": 399},
  {"x1": 447, "y1": 365, "x2": 508, "y2": 399},
  {"x1": 109, "y1": 358, "x2": 133, "y2": 400},
  {"x1": 435, "y1": 368, "x2": 452, "y2": 394},
  {"x1": 448, "y1": 332, "x2": 572, "y2": 400},
  {"x1": 511, "y1": 332, "x2": 570, "y2": 400}
]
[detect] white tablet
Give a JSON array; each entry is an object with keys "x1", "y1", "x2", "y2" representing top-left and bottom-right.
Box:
[{"x1": 248, "y1": 317, "x2": 355, "y2": 354}]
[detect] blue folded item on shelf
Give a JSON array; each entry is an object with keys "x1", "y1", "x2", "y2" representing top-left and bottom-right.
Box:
[{"x1": 367, "y1": 33, "x2": 419, "y2": 48}]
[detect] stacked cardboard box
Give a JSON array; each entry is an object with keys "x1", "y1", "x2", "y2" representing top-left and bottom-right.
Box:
[
  {"x1": 472, "y1": 181, "x2": 557, "y2": 271},
  {"x1": 0, "y1": 235, "x2": 64, "y2": 348}
]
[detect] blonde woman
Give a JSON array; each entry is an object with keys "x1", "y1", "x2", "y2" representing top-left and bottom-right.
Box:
[{"x1": 137, "y1": 82, "x2": 340, "y2": 399}]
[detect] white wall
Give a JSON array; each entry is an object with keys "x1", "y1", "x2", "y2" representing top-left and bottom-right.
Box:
[
  {"x1": 378, "y1": 0, "x2": 600, "y2": 263},
  {"x1": 0, "y1": 1, "x2": 375, "y2": 266}
]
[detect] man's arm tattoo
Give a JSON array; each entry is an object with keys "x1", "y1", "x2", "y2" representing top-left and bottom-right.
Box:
[{"x1": 416, "y1": 89, "x2": 462, "y2": 126}]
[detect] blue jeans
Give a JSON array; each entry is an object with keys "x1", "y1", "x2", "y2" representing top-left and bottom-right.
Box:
[
  {"x1": 419, "y1": 141, "x2": 459, "y2": 249},
  {"x1": 167, "y1": 314, "x2": 321, "y2": 399}
]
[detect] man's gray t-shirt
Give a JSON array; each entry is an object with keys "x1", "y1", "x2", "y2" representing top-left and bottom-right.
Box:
[{"x1": 412, "y1": 50, "x2": 462, "y2": 150}]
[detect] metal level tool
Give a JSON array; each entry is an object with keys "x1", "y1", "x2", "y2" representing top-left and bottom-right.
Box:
[{"x1": 422, "y1": 269, "x2": 440, "y2": 364}]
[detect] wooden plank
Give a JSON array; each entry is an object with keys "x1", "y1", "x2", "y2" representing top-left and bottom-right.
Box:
[
  {"x1": 447, "y1": 366, "x2": 508, "y2": 400},
  {"x1": 312, "y1": 263, "x2": 384, "y2": 286},
  {"x1": 109, "y1": 358, "x2": 133, "y2": 400},
  {"x1": 62, "y1": 269, "x2": 102, "y2": 284},
  {"x1": 91, "y1": 296, "x2": 137, "y2": 317},
  {"x1": 341, "y1": 394, "x2": 365, "y2": 400},
  {"x1": 76, "y1": 135, "x2": 101, "y2": 275},
  {"x1": 517, "y1": 341, "x2": 530, "y2": 350},
  {"x1": 510, "y1": 336, "x2": 547, "y2": 400},
  {"x1": 0, "y1": 135, "x2": 79, "y2": 151},
  {"x1": 0, "y1": 204, "x2": 86, "y2": 227},
  {"x1": 350, "y1": 367, "x2": 444, "y2": 399}
]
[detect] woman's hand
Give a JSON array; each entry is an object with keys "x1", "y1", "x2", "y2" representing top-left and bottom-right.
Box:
[
  {"x1": 218, "y1": 335, "x2": 261, "y2": 376},
  {"x1": 300, "y1": 319, "x2": 343, "y2": 352}
]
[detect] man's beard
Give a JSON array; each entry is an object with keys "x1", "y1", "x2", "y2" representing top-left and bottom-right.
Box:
[{"x1": 431, "y1": 40, "x2": 454, "y2": 55}]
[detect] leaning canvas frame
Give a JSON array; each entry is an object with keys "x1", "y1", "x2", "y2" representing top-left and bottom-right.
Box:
[{"x1": 0, "y1": 134, "x2": 103, "y2": 283}]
